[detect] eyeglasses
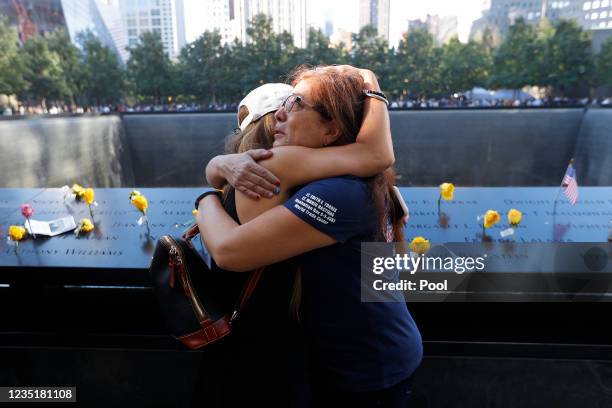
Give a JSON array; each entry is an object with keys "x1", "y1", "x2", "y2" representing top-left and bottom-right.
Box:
[
  {"x1": 281, "y1": 94, "x2": 331, "y2": 120},
  {"x1": 281, "y1": 94, "x2": 315, "y2": 113}
]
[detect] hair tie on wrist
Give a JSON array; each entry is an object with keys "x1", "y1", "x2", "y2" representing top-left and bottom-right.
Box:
[
  {"x1": 363, "y1": 90, "x2": 389, "y2": 107},
  {"x1": 194, "y1": 190, "x2": 223, "y2": 209}
]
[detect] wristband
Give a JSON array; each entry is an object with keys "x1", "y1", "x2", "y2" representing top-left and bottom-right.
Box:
[
  {"x1": 363, "y1": 90, "x2": 389, "y2": 106},
  {"x1": 194, "y1": 190, "x2": 223, "y2": 209}
]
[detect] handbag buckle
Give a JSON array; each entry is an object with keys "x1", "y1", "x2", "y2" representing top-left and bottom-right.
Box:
[{"x1": 230, "y1": 310, "x2": 238, "y2": 323}]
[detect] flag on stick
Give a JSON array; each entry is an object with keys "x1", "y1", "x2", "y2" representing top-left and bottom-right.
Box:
[{"x1": 561, "y1": 160, "x2": 579, "y2": 205}]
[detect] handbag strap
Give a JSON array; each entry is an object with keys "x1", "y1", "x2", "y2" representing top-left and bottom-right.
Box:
[
  {"x1": 182, "y1": 224, "x2": 265, "y2": 323},
  {"x1": 183, "y1": 223, "x2": 200, "y2": 242},
  {"x1": 231, "y1": 267, "x2": 264, "y2": 322},
  {"x1": 239, "y1": 267, "x2": 264, "y2": 310}
]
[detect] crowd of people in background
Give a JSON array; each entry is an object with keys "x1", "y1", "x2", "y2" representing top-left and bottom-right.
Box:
[
  {"x1": 389, "y1": 96, "x2": 612, "y2": 108},
  {"x1": 0, "y1": 102, "x2": 235, "y2": 116},
  {"x1": 2, "y1": 96, "x2": 612, "y2": 117}
]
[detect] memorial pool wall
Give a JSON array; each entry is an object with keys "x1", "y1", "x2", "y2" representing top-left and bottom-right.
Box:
[{"x1": 1, "y1": 108, "x2": 611, "y2": 188}]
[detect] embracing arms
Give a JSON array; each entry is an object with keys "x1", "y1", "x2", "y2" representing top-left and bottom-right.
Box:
[
  {"x1": 205, "y1": 149, "x2": 277, "y2": 196},
  {"x1": 204, "y1": 67, "x2": 394, "y2": 199},
  {"x1": 197, "y1": 194, "x2": 335, "y2": 272}
]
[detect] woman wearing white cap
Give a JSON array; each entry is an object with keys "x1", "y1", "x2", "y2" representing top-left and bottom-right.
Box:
[{"x1": 196, "y1": 64, "x2": 420, "y2": 407}]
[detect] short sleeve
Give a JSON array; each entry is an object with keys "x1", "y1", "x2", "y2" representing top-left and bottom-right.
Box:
[{"x1": 283, "y1": 177, "x2": 371, "y2": 243}]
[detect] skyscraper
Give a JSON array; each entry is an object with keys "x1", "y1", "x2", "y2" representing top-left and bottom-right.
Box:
[
  {"x1": 324, "y1": 17, "x2": 333, "y2": 38},
  {"x1": 358, "y1": 0, "x2": 390, "y2": 42},
  {"x1": 0, "y1": 0, "x2": 128, "y2": 63},
  {"x1": 199, "y1": 0, "x2": 237, "y2": 44},
  {"x1": 62, "y1": 0, "x2": 129, "y2": 63},
  {"x1": 120, "y1": 0, "x2": 180, "y2": 59},
  {"x1": 230, "y1": 0, "x2": 310, "y2": 47},
  {"x1": 470, "y1": 0, "x2": 612, "y2": 41},
  {"x1": 0, "y1": 0, "x2": 65, "y2": 42},
  {"x1": 575, "y1": 0, "x2": 612, "y2": 30},
  {"x1": 408, "y1": 14, "x2": 459, "y2": 46},
  {"x1": 175, "y1": 0, "x2": 186, "y2": 50},
  {"x1": 330, "y1": 28, "x2": 356, "y2": 52}
]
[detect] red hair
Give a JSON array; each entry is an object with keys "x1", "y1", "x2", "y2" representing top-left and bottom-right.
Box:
[
  {"x1": 290, "y1": 66, "x2": 365, "y2": 145},
  {"x1": 289, "y1": 65, "x2": 404, "y2": 241}
]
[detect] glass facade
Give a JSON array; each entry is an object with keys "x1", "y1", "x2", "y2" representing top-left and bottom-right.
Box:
[
  {"x1": 0, "y1": 0, "x2": 67, "y2": 42},
  {"x1": 0, "y1": 0, "x2": 128, "y2": 63},
  {"x1": 120, "y1": 0, "x2": 179, "y2": 59},
  {"x1": 471, "y1": 0, "x2": 612, "y2": 42},
  {"x1": 61, "y1": 0, "x2": 128, "y2": 64}
]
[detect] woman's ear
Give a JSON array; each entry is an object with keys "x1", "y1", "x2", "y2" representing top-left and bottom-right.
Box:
[{"x1": 322, "y1": 122, "x2": 341, "y2": 146}]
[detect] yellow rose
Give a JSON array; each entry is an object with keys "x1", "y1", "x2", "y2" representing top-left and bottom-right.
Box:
[
  {"x1": 129, "y1": 190, "x2": 141, "y2": 201},
  {"x1": 79, "y1": 218, "x2": 94, "y2": 233},
  {"x1": 508, "y1": 208, "x2": 522, "y2": 226},
  {"x1": 410, "y1": 236, "x2": 430, "y2": 255},
  {"x1": 132, "y1": 194, "x2": 148, "y2": 213},
  {"x1": 83, "y1": 188, "x2": 95, "y2": 205},
  {"x1": 484, "y1": 210, "x2": 500, "y2": 229},
  {"x1": 72, "y1": 183, "x2": 85, "y2": 198},
  {"x1": 9, "y1": 225, "x2": 27, "y2": 241},
  {"x1": 439, "y1": 183, "x2": 455, "y2": 201}
]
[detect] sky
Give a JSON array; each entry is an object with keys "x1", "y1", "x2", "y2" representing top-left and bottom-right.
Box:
[{"x1": 184, "y1": 0, "x2": 489, "y2": 46}]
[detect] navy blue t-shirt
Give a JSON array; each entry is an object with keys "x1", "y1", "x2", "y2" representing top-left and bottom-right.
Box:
[{"x1": 283, "y1": 176, "x2": 423, "y2": 392}]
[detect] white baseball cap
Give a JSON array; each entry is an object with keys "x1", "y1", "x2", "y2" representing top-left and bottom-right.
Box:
[{"x1": 238, "y1": 83, "x2": 293, "y2": 131}]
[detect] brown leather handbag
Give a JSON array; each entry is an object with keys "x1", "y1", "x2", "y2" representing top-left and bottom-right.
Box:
[{"x1": 149, "y1": 224, "x2": 263, "y2": 349}]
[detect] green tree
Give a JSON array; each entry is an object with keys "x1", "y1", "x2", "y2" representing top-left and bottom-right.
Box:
[
  {"x1": 440, "y1": 36, "x2": 491, "y2": 94},
  {"x1": 394, "y1": 28, "x2": 442, "y2": 98},
  {"x1": 225, "y1": 39, "x2": 254, "y2": 100},
  {"x1": 488, "y1": 17, "x2": 543, "y2": 90},
  {"x1": 0, "y1": 16, "x2": 28, "y2": 95},
  {"x1": 245, "y1": 14, "x2": 296, "y2": 87},
  {"x1": 595, "y1": 37, "x2": 612, "y2": 87},
  {"x1": 277, "y1": 29, "x2": 299, "y2": 77},
  {"x1": 78, "y1": 31, "x2": 125, "y2": 105},
  {"x1": 480, "y1": 26, "x2": 500, "y2": 52},
  {"x1": 542, "y1": 19, "x2": 593, "y2": 95},
  {"x1": 20, "y1": 34, "x2": 71, "y2": 106},
  {"x1": 299, "y1": 27, "x2": 346, "y2": 66},
  {"x1": 353, "y1": 25, "x2": 392, "y2": 91},
  {"x1": 127, "y1": 31, "x2": 174, "y2": 104},
  {"x1": 471, "y1": 25, "x2": 502, "y2": 51},
  {"x1": 46, "y1": 28, "x2": 83, "y2": 104},
  {"x1": 178, "y1": 30, "x2": 227, "y2": 104}
]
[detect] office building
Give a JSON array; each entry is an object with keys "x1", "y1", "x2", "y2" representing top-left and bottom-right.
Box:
[
  {"x1": 358, "y1": 0, "x2": 390, "y2": 42},
  {"x1": 230, "y1": 0, "x2": 309, "y2": 47},
  {"x1": 63, "y1": 0, "x2": 128, "y2": 63},
  {"x1": 120, "y1": 0, "x2": 182, "y2": 59},
  {"x1": 175, "y1": 0, "x2": 185, "y2": 49},
  {"x1": 0, "y1": 0, "x2": 128, "y2": 63},
  {"x1": 470, "y1": 0, "x2": 612, "y2": 40},
  {"x1": 408, "y1": 14, "x2": 459, "y2": 45}
]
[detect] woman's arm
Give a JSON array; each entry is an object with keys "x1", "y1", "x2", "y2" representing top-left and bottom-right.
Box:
[
  {"x1": 326, "y1": 66, "x2": 395, "y2": 173},
  {"x1": 197, "y1": 195, "x2": 335, "y2": 272},
  {"x1": 233, "y1": 143, "x2": 397, "y2": 224}
]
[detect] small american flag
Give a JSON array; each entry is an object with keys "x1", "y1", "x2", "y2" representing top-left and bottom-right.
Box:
[{"x1": 561, "y1": 162, "x2": 579, "y2": 205}]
